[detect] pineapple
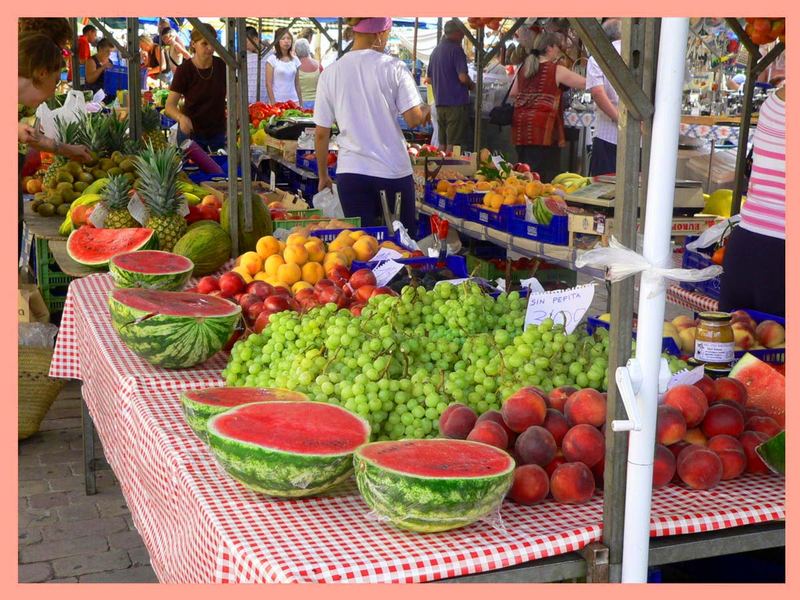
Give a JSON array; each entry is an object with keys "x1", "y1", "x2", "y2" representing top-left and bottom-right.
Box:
[
  {"x1": 43, "y1": 117, "x2": 81, "y2": 189},
  {"x1": 102, "y1": 174, "x2": 137, "y2": 229},
  {"x1": 141, "y1": 105, "x2": 167, "y2": 150},
  {"x1": 77, "y1": 113, "x2": 110, "y2": 156},
  {"x1": 136, "y1": 144, "x2": 186, "y2": 251},
  {"x1": 104, "y1": 115, "x2": 129, "y2": 155}
]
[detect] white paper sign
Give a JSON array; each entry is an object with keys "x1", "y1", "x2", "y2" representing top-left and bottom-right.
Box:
[
  {"x1": 520, "y1": 277, "x2": 546, "y2": 294},
  {"x1": 524, "y1": 284, "x2": 596, "y2": 334},
  {"x1": 373, "y1": 260, "x2": 405, "y2": 287},
  {"x1": 128, "y1": 192, "x2": 149, "y2": 226},
  {"x1": 491, "y1": 155, "x2": 505, "y2": 170},
  {"x1": 666, "y1": 365, "x2": 705, "y2": 391},
  {"x1": 371, "y1": 248, "x2": 403, "y2": 262}
]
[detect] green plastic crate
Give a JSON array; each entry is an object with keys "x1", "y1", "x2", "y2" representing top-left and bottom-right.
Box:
[
  {"x1": 33, "y1": 237, "x2": 73, "y2": 314},
  {"x1": 273, "y1": 216, "x2": 361, "y2": 231}
]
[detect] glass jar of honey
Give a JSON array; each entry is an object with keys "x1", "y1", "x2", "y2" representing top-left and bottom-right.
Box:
[{"x1": 694, "y1": 312, "x2": 735, "y2": 369}]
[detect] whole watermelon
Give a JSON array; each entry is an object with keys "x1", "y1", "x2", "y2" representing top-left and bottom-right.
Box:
[
  {"x1": 220, "y1": 194, "x2": 273, "y2": 253},
  {"x1": 172, "y1": 224, "x2": 232, "y2": 276}
]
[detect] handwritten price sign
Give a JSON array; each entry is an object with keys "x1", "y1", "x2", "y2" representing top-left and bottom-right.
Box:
[{"x1": 524, "y1": 284, "x2": 596, "y2": 334}]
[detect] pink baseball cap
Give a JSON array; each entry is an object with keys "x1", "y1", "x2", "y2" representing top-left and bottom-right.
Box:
[{"x1": 352, "y1": 18, "x2": 392, "y2": 34}]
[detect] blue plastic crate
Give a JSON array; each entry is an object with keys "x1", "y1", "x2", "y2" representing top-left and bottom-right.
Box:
[
  {"x1": 310, "y1": 226, "x2": 393, "y2": 244},
  {"x1": 467, "y1": 203, "x2": 527, "y2": 231},
  {"x1": 103, "y1": 66, "x2": 128, "y2": 98},
  {"x1": 160, "y1": 113, "x2": 177, "y2": 129},
  {"x1": 509, "y1": 214, "x2": 569, "y2": 245},
  {"x1": 679, "y1": 236, "x2": 721, "y2": 300},
  {"x1": 586, "y1": 316, "x2": 682, "y2": 356},
  {"x1": 423, "y1": 181, "x2": 482, "y2": 217},
  {"x1": 295, "y1": 150, "x2": 336, "y2": 177},
  {"x1": 186, "y1": 155, "x2": 238, "y2": 183}
]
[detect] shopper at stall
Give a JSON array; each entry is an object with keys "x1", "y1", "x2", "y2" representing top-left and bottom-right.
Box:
[
  {"x1": 428, "y1": 19, "x2": 474, "y2": 152},
  {"x1": 246, "y1": 26, "x2": 269, "y2": 104},
  {"x1": 160, "y1": 26, "x2": 191, "y2": 83},
  {"x1": 266, "y1": 28, "x2": 302, "y2": 104},
  {"x1": 719, "y1": 86, "x2": 785, "y2": 316},
  {"x1": 295, "y1": 38, "x2": 322, "y2": 106},
  {"x1": 314, "y1": 17, "x2": 430, "y2": 235},
  {"x1": 140, "y1": 35, "x2": 163, "y2": 80},
  {"x1": 164, "y1": 24, "x2": 227, "y2": 152},
  {"x1": 509, "y1": 31, "x2": 585, "y2": 183},
  {"x1": 84, "y1": 38, "x2": 114, "y2": 96},
  {"x1": 77, "y1": 25, "x2": 97, "y2": 65},
  {"x1": 586, "y1": 18, "x2": 621, "y2": 176}
]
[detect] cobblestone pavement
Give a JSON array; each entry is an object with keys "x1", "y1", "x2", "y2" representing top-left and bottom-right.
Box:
[{"x1": 18, "y1": 381, "x2": 158, "y2": 583}]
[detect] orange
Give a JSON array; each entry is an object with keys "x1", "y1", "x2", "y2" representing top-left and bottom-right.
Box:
[
  {"x1": 264, "y1": 254, "x2": 285, "y2": 278},
  {"x1": 301, "y1": 262, "x2": 325, "y2": 285},
  {"x1": 277, "y1": 262, "x2": 302, "y2": 286},
  {"x1": 238, "y1": 251, "x2": 263, "y2": 275},
  {"x1": 256, "y1": 236, "x2": 282, "y2": 260},
  {"x1": 25, "y1": 178, "x2": 43, "y2": 194}
]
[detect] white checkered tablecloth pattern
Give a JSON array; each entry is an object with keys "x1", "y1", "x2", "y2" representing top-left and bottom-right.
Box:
[
  {"x1": 666, "y1": 284, "x2": 720, "y2": 313},
  {"x1": 49, "y1": 274, "x2": 784, "y2": 583}
]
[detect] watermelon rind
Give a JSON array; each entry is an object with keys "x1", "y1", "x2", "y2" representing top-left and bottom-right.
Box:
[
  {"x1": 108, "y1": 289, "x2": 241, "y2": 368},
  {"x1": 207, "y1": 401, "x2": 370, "y2": 497},
  {"x1": 109, "y1": 250, "x2": 194, "y2": 291},
  {"x1": 353, "y1": 439, "x2": 515, "y2": 533},
  {"x1": 67, "y1": 227, "x2": 157, "y2": 268},
  {"x1": 756, "y1": 431, "x2": 785, "y2": 475},
  {"x1": 180, "y1": 387, "x2": 308, "y2": 442}
]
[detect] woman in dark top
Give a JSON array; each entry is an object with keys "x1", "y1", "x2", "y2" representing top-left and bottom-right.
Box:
[
  {"x1": 164, "y1": 24, "x2": 227, "y2": 151},
  {"x1": 139, "y1": 35, "x2": 163, "y2": 80},
  {"x1": 85, "y1": 38, "x2": 114, "y2": 95}
]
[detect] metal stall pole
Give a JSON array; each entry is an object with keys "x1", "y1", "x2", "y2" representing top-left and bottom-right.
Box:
[
  {"x1": 226, "y1": 19, "x2": 241, "y2": 256},
  {"x1": 338, "y1": 18, "x2": 344, "y2": 58},
  {"x1": 618, "y1": 17, "x2": 689, "y2": 583},
  {"x1": 473, "y1": 26, "x2": 484, "y2": 153},
  {"x1": 638, "y1": 19, "x2": 660, "y2": 233},
  {"x1": 257, "y1": 17, "x2": 263, "y2": 102},
  {"x1": 413, "y1": 18, "x2": 419, "y2": 82},
  {"x1": 437, "y1": 18, "x2": 443, "y2": 43},
  {"x1": 236, "y1": 18, "x2": 254, "y2": 237},
  {"x1": 127, "y1": 18, "x2": 142, "y2": 140},
  {"x1": 70, "y1": 18, "x2": 81, "y2": 91},
  {"x1": 570, "y1": 17, "x2": 654, "y2": 583}
]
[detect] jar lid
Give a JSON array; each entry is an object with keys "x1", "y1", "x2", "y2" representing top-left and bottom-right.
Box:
[{"x1": 698, "y1": 311, "x2": 732, "y2": 322}]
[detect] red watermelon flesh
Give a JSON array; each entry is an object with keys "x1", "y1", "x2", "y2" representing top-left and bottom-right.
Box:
[
  {"x1": 730, "y1": 353, "x2": 785, "y2": 426},
  {"x1": 183, "y1": 387, "x2": 306, "y2": 408},
  {"x1": 544, "y1": 196, "x2": 568, "y2": 216},
  {"x1": 110, "y1": 288, "x2": 239, "y2": 317},
  {"x1": 358, "y1": 439, "x2": 514, "y2": 478},
  {"x1": 67, "y1": 227, "x2": 155, "y2": 267},
  {"x1": 212, "y1": 401, "x2": 370, "y2": 455},
  {"x1": 111, "y1": 250, "x2": 193, "y2": 274}
]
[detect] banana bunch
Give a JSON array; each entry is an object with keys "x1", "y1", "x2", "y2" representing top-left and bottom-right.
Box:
[{"x1": 552, "y1": 172, "x2": 592, "y2": 193}]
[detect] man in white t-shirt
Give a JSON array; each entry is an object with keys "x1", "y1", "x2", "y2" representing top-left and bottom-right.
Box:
[
  {"x1": 586, "y1": 18, "x2": 622, "y2": 176},
  {"x1": 313, "y1": 18, "x2": 429, "y2": 235}
]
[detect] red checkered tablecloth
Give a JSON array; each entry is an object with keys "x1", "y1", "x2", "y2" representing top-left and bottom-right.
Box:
[
  {"x1": 666, "y1": 284, "x2": 720, "y2": 313},
  {"x1": 50, "y1": 274, "x2": 784, "y2": 583}
]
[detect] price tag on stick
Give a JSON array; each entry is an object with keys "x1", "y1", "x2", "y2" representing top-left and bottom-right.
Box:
[
  {"x1": 373, "y1": 260, "x2": 405, "y2": 287},
  {"x1": 524, "y1": 284, "x2": 596, "y2": 334}
]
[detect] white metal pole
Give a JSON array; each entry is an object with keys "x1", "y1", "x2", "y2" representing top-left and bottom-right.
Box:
[{"x1": 620, "y1": 17, "x2": 689, "y2": 583}]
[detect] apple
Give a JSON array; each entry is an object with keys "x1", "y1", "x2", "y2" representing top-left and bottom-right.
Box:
[
  {"x1": 247, "y1": 280, "x2": 274, "y2": 299},
  {"x1": 238, "y1": 293, "x2": 263, "y2": 313},
  {"x1": 246, "y1": 301, "x2": 265, "y2": 322},
  {"x1": 355, "y1": 285, "x2": 376, "y2": 303},
  {"x1": 197, "y1": 276, "x2": 220, "y2": 294},
  {"x1": 219, "y1": 272, "x2": 246, "y2": 298},
  {"x1": 370, "y1": 286, "x2": 397, "y2": 298},
  {"x1": 253, "y1": 310, "x2": 273, "y2": 334},
  {"x1": 271, "y1": 286, "x2": 292, "y2": 298},
  {"x1": 349, "y1": 268, "x2": 377, "y2": 290},
  {"x1": 317, "y1": 285, "x2": 347, "y2": 308},
  {"x1": 328, "y1": 264, "x2": 351, "y2": 288}
]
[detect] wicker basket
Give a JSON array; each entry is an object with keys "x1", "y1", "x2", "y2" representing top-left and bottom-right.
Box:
[{"x1": 18, "y1": 347, "x2": 66, "y2": 440}]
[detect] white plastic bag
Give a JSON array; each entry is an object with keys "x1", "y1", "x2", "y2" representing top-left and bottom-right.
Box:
[
  {"x1": 312, "y1": 185, "x2": 344, "y2": 219},
  {"x1": 686, "y1": 215, "x2": 740, "y2": 251},
  {"x1": 35, "y1": 90, "x2": 87, "y2": 138},
  {"x1": 575, "y1": 236, "x2": 722, "y2": 298}
]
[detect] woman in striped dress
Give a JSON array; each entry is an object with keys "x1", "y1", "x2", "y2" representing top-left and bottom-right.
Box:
[{"x1": 719, "y1": 86, "x2": 785, "y2": 316}]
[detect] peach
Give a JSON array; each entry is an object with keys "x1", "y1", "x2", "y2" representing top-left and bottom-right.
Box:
[
  {"x1": 301, "y1": 262, "x2": 325, "y2": 285},
  {"x1": 501, "y1": 388, "x2": 547, "y2": 433},
  {"x1": 547, "y1": 386, "x2": 577, "y2": 412},
  {"x1": 508, "y1": 465, "x2": 550, "y2": 505},
  {"x1": 677, "y1": 447, "x2": 723, "y2": 490},
  {"x1": 739, "y1": 431, "x2": 770, "y2": 474},
  {"x1": 663, "y1": 384, "x2": 708, "y2": 428},
  {"x1": 276, "y1": 263, "x2": 302, "y2": 286},
  {"x1": 544, "y1": 453, "x2": 567, "y2": 477},
  {"x1": 591, "y1": 458, "x2": 605, "y2": 489},
  {"x1": 285, "y1": 232, "x2": 308, "y2": 246},
  {"x1": 323, "y1": 251, "x2": 348, "y2": 272},
  {"x1": 679, "y1": 327, "x2": 697, "y2": 354},
  {"x1": 711, "y1": 399, "x2": 747, "y2": 420},
  {"x1": 283, "y1": 243, "x2": 309, "y2": 266},
  {"x1": 352, "y1": 236, "x2": 379, "y2": 261},
  {"x1": 652, "y1": 444, "x2": 676, "y2": 489},
  {"x1": 672, "y1": 315, "x2": 697, "y2": 331},
  {"x1": 231, "y1": 265, "x2": 254, "y2": 284},
  {"x1": 542, "y1": 409, "x2": 570, "y2": 446},
  {"x1": 291, "y1": 281, "x2": 313, "y2": 295},
  {"x1": 561, "y1": 424, "x2": 605, "y2": 467},
  {"x1": 439, "y1": 404, "x2": 478, "y2": 439},
  {"x1": 514, "y1": 426, "x2": 557, "y2": 467},
  {"x1": 256, "y1": 235, "x2": 282, "y2": 260},
  {"x1": 755, "y1": 320, "x2": 785, "y2": 348},
  {"x1": 733, "y1": 325, "x2": 756, "y2": 351},
  {"x1": 476, "y1": 410, "x2": 515, "y2": 440},
  {"x1": 263, "y1": 254, "x2": 285, "y2": 278},
  {"x1": 694, "y1": 375, "x2": 716, "y2": 403},
  {"x1": 683, "y1": 428, "x2": 708, "y2": 446},
  {"x1": 656, "y1": 404, "x2": 687, "y2": 446},
  {"x1": 550, "y1": 462, "x2": 596, "y2": 504},
  {"x1": 340, "y1": 246, "x2": 357, "y2": 266},
  {"x1": 304, "y1": 238, "x2": 326, "y2": 263},
  {"x1": 745, "y1": 416, "x2": 782, "y2": 438},
  {"x1": 713, "y1": 377, "x2": 747, "y2": 406},
  {"x1": 668, "y1": 440, "x2": 692, "y2": 461},
  {"x1": 701, "y1": 404, "x2": 745, "y2": 438},
  {"x1": 238, "y1": 251, "x2": 263, "y2": 275},
  {"x1": 730, "y1": 310, "x2": 757, "y2": 331},
  {"x1": 466, "y1": 420, "x2": 508, "y2": 450},
  {"x1": 563, "y1": 388, "x2": 606, "y2": 427},
  {"x1": 707, "y1": 435, "x2": 747, "y2": 480}
]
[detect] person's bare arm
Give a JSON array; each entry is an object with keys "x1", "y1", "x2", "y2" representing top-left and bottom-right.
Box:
[
  {"x1": 315, "y1": 126, "x2": 333, "y2": 191},
  {"x1": 19, "y1": 123, "x2": 91, "y2": 162},
  {"x1": 402, "y1": 104, "x2": 431, "y2": 129},
  {"x1": 265, "y1": 63, "x2": 276, "y2": 104},
  {"x1": 164, "y1": 90, "x2": 192, "y2": 134},
  {"x1": 174, "y1": 40, "x2": 192, "y2": 59},
  {"x1": 85, "y1": 59, "x2": 102, "y2": 84},
  {"x1": 458, "y1": 72, "x2": 475, "y2": 91},
  {"x1": 591, "y1": 85, "x2": 619, "y2": 123},
  {"x1": 556, "y1": 65, "x2": 586, "y2": 90},
  {"x1": 295, "y1": 70, "x2": 303, "y2": 105}
]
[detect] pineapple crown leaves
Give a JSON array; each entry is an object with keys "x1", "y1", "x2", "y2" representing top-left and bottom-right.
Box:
[
  {"x1": 102, "y1": 174, "x2": 133, "y2": 210},
  {"x1": 140, "y1": 105, "x2": 162, "y2": 133},
  {"x1": 134, "y1": 142, "x2": 187, "y2": 216},
  {"x1": 53, "y1": 116, "x2": 81, "y2": 145}
]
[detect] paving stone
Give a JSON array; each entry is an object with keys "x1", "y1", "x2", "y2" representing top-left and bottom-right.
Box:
[
  {"x1": 47, "y1": 475, "x2": 84, "y2": 493},
  {"x1": 52, "y1": 549, "x2": 131, "y2": 578},
  {"x1": 79, "y1": 566, "x2": 158, "y2": 583},
  {"x1": 18, "y1": 528, "x2": 42, "y2": 546},
  {"x1": 47, "y1": 577, "x2": 79, "y2": 583},
  {"x1": 18, "y1": 561, "x2": 53, "y2": 583},
  {"x1": 19, "y1": 479, "x2": 50, "y2": 496},
  {"x1": 19, "y1": 464, "x2": 73, "y2": 481},
  {"x1": 96, "y1": 497, "x2": 131, "y2": 518},
  {"x1": 18, "y1": 438, "x2": 70, "y2": 456},
  {"x1": 56, "y1": 501, "x2": 100, "y2": 522},
  {"x1": 127, "y1": 546, "x2": 151, "y2": 567},
  {"x1": 18, "y1": 455, "x2": 42, "y2": 469},
  {"x1": 18, "y1": 506, "x2": 57, "y2": 530},
  {"x1": 42, "y1": 450, "x2": 85, "y2": 464},
  {"x1": 20, "y1": 535, "x2": 108, "y2": 563},
  {"x1": 42, "y1": 516, "x2": 128, "y2": 542},
  {"x1": 27, "y1": 491, "x2": 74, "y2": 510},
  {"x1": 108, "y1": 529, "x2": 147, "y2": 550}
]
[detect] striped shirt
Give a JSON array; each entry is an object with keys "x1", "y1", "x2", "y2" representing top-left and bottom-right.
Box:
[
  {"x1": 740, "y1": 92, "x2": 785, "y2": 239},
  {"x1": 585, "y1": 40, "x2": 621, "y2": 145}
]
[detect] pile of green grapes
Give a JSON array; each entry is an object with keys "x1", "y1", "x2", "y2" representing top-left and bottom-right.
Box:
[{"x1": 224, "y1": 282, "x2": 653, "y2": 441}]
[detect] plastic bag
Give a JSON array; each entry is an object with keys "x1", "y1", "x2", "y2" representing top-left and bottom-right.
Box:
[
  {"x1": 575, "y1": 236, "x2": 722, "y2": 298},
  {"x1": 18, "y1": 322, "x2": 58, "y2": 350},
  {"x1": 35, "y1": 90, "x2": 87, "y2": 138},
  {"x1": 392, "y1": 221, "x2": 421, "y2": 251},
  {"x1": 686, "y1": 215, "x2": 740, "y2": 251},
  {"x1": 312, "y1": 186, "x2": 344, "y2": 219}
]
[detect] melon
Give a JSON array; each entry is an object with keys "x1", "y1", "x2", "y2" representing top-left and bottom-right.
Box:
[
  {"x1": 67, "y1": 227, "x2": 156, "y2": 267},
  {"x1": 109, "y1": 250, "x2": 194, "y2": 291},
  {"x1": 354, "y1": 439, "x2": 515, "y2": 533},
  {"x1": 207, "y1": 401, "x2": 370, "y2": 497},
  {"x1": 220, "y1": 194, "x2": 273, "y2": 253},
  {"x1": 108, "y1": 288, "x2": 241, "y2": 369},
  {"x1": 180, "y1": 386, "x2": 308, "y2": 441},
  {"x1": 730, "y1": 353, "x2": 785, "y2": 426},
  {"x1": 172, "y1": 224, "x2": 232, "y2": 276}
]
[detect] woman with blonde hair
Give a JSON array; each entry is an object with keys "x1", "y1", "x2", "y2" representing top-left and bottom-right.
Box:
[
  {"x1": 509, "y1": 30, "x2": 585, "y2": 182},
  {"x1": 313, "y1": 18, "x2": 429, "y2": 234}
]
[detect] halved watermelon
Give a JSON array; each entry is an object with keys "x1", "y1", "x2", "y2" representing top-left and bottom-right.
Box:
[
  {"x1": 731, "y1": 353, "x2": 785, "y2": 426},
  {"x1": 354, "y1": 439, "x2": 515, "y2": 532},
  {"x1": 67, "y1": 227, "x2": 156, "y2": 267},
  {"x1": 180, "y1": 387, "x2": 308, "y2": 441},
  {"x1": 109, "y1": 250, "x2": 194, "y2": 291},
  {"x1": 207, "y1": 401, "x2": 371, "y2": 497},
  {"x1": 108, "y1": 288, "x2": 241, "y2": 368}
]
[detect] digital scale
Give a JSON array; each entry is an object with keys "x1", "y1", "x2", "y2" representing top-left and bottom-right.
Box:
[{"x1": 564, "y1": 175, "x2": 706, "y2": 214}]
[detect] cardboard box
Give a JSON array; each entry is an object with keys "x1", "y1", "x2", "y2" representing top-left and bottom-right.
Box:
[{"x1": 19, "y1": 284, "x2": 50, "y2": 323}]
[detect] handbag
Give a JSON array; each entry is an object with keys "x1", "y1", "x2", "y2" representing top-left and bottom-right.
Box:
[{"x1": 488, "y1": 69, "x2": 520, "y2": 127}]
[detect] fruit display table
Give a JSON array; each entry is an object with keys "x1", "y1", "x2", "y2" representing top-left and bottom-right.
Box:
[
  {"x1": 21, "y1": 203, "x2": 72, "y2": 312},
  {"x1": 48, "y1": 240, "x2": 101, "y2": 279},
  {"x1": 49, "y1": 273, "x2": 785, "y2": 583}
]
